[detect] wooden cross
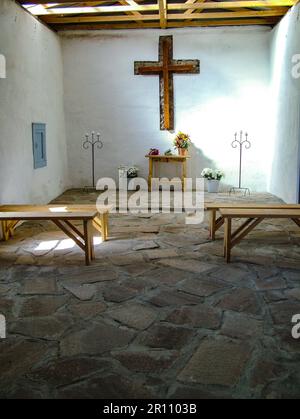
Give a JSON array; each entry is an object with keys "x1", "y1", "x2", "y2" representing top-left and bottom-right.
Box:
[{"x1": 134, "y1": 35, "x2": 200, "y2": 131}]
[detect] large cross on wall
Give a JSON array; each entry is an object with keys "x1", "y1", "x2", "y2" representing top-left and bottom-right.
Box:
[{"x1": 134, "y1": 36, "x2": 200, "y2": 131}]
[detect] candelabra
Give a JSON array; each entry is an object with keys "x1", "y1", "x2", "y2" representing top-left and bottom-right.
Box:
[
  {"x1": 82, "y1": 132, "x2": 103, "y2": 189},
  {"x1": 229, "y1": 131, "x2": 251, "y2": 196}
]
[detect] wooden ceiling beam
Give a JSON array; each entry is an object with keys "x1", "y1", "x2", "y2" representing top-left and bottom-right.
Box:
[
  {"x1": 158, "y1": 0, "x2": 167, "y2": 29},
  {"x1": 21, "y1": 1, "x2": 110, "y2": 3},
  {"x1": 26, "y1": 1, "x2": 296, "y2": 16},
  {"x1": 35, "y1": 5, "x2": 159, "y2": 16},
  {"x1": 19, "y1": 0, "x2": 299, "y2": 4},
  {"x1": 173, "y1": 0, "x2": 296, "y2": 9},
  {"x1": 55, "y1": 17, "x2": 279, "y2": 30},
  {"x1": 43, "y1": 14, "x2": 159, "y2": 23},
  {"x1": 119, "y1": 0, "x2": 144, "y2": 25},
  {"x1": 42, "y1": 9, "x2": 288, "y2": 24},
  {"x1": 172, "y1": 9, "x2": 288, "y2": 19},
  {"x1": 167, "y1": 17, "x2": 280, "y2": 26},
  {"x1": 184, "y1": 0, "x2": 207, "y2": 17}
]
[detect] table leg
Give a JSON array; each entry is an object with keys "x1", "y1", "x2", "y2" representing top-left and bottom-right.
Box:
[
  {"x1": 182, "y1": 159, "x2": 187, "y2": 192},
  {"x1": 148, "y1": 159, "x2": 153, "y2": 191}
]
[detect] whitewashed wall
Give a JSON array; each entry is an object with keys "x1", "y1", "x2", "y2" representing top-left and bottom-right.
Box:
[
  {"x1": 0, "y1": 0, "x2": 68, "y2": 205},
  {"x1": 61, "y1": 27, "x2": 271, "y2": 191},
  {"x1": 269, "y1": 3, "x2": 300, "y2": 203},
  {"x1": 1, "y1": 0, "x2": 299, "y2": 205}
]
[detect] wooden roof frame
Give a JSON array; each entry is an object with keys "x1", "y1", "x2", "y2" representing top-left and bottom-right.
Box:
[{"x1": 19, "y1": 1, "x2": 298, "y2": 30}]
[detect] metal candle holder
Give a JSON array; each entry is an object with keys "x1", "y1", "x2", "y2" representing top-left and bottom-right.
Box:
[
  {"x1": 83, "y1": 132, "x2": 103, "y2": 189},
  {"x1": 229, "y1": 131, "x2": 251, "y2": 196}
]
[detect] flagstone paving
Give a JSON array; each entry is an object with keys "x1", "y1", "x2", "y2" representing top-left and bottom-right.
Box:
[{"x1": 0, "y1": 190, "x2": 300, "y2": 399}]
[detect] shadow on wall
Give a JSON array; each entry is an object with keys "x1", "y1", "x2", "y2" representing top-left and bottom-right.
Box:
[{"x1": 189, "y1": 143, "x2": 233, "y2": 192}]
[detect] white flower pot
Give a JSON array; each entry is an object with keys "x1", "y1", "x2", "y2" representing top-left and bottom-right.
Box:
[{"x1": 207, "y1": 180, "x2": 220, "y2": 193}]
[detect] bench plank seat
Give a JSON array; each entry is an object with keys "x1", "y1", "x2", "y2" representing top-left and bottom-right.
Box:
[
  {"x1": 0, "y1": 204, "x2": 112, "y2": 265},
  {"x1": 205, "y1": 203, "x2": 300, "y2": 210},
  {"x1": 0, "y1": 211, "x2": 98, "y2": 220},
  {"x1": 220, "y1": 208, "x2": 300, "y2": 218}
]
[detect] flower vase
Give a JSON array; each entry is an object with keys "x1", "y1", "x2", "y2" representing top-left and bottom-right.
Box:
[
  {"x1": 207, "y1": 180, "x2": 220, "y2": 193},
  {"x1": 178, "y1": 148, "x2": 188, "y2": 157}
]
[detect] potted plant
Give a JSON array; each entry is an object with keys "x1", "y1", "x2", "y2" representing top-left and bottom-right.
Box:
[
  {"x1": 173, "y1": 132, "x2": 191, "y2": 156},
  {"x1": 201, "y1": 168, "x2": 224, "y2": 193}
]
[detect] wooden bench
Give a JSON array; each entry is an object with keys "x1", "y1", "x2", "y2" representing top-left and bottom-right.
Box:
[
  {"x1": 206, "y1": 203, "x2": 300, "y2": 240},
  {"x1": 220, "y1": 208, "x2": 300, "y2": 263},
  {"x1": 0, "y1": 205, "x2": 111, "y2": 266}
]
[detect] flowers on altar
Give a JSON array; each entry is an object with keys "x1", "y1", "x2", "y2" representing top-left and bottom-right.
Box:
[
  {"x1": 173, "y1": 132, "x2": 191, "y2": 150},
  {"x1": 148, "y1": 148, "x2": 160, "y2": 156},
  {"x1": 164, "y1": 149, "x2": 173, "y2": 156},
  {"x1": 201, "y1": 168, "x2": 225, "y2": 180}
]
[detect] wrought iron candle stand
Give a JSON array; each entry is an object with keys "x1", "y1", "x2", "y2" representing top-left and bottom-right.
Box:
[
  {"x1": 82, "y1": 132, "x2": 103, "y2": 189},
  {"x1": 229, "y1": 131, "x2": 251, "y2": 196}
]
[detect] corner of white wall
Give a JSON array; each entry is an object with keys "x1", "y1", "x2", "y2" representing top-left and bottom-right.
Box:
[
  {"x1": 0, "y1": 0, "x2": 69, "y2": 205},
  {"x1": 269, "y1": 3, "x2": 300, "y2": 203}
]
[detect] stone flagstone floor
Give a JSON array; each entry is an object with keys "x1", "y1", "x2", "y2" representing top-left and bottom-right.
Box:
[{"x1": 0, "y1": 190, "x2": 300, "y2": 399}]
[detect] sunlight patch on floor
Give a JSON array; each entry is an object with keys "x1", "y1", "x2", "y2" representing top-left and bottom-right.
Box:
[
  {"x1": 35, "y1": 236, "x2": 103, "y2": 251},
  {"x1": 35, "y1": 240, "x2": 59, "y2": 251}
]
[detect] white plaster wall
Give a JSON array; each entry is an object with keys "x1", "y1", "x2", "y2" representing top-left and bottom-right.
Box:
[
  {"x1": 0, "y1": 0, "x2": 68, "y2": 205},
  {"x1": 269, "y1": 4, "x2": 300, "y2": 203},
  {"x1": 61, "y1": 27, "x2": 271, "y2": 191}
]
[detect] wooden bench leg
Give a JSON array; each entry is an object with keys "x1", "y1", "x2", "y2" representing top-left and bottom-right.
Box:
[
  {"x1": 231, "y1": 218, "x2": 264, "y2": 249},
  {"x1": 1, "y1": 221, "x2": 9, "y2": 241},
  {"x1": 90, "y1": 234, "x2": 95, "y2": 261},
  {"x1": 1, "y1": 220, "x2": 21, "y2": 241},
  {"x1": 92, "y1": 214, "x2": 109, "y2": 242},
  {"x1": 104, "y1": 213, "x2": 109, "y2": 239},
  {"x1": 223, "y1": 217, "x2": 264, "y2": 263},
  {"x1": 209, "y1": 210, "x2": 225, "y2": 241},
  {"x1": 53, "y1": 220, "x2": 85, "y2": 251},
  {"x1": 224, "y1": 218, "x2": 232, "y2": 263},
  {"x1": 292, "y1": 218, "x2": 300, "y2": 228},
  {"x1": 83, "y1": 220, "x2": 93, "y2": 266},
  {"x1": 53, "y1": 219, "x2": 95, "y2": 265}
]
